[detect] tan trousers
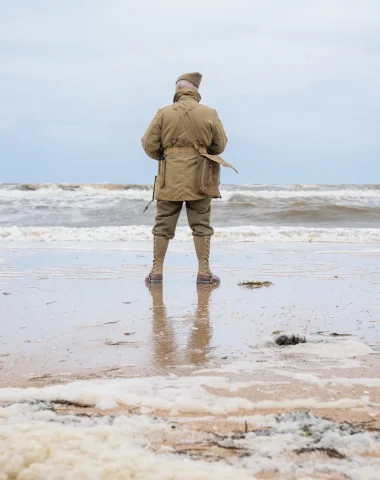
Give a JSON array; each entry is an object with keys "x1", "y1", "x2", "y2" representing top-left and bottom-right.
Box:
[{"x1": 153, "y1": 199, "x2": 214, "y2": 240}]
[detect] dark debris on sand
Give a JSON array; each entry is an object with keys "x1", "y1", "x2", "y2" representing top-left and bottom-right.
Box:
[
  {"x1": 238, "y1": 281, "x2": 273, "y2": 289},
  {"x1": 295, "y1": 447, "x2": 346, "y2": 459},
  {"x1": 275, "y1": 334, "x2": 306, "y2": 346}
]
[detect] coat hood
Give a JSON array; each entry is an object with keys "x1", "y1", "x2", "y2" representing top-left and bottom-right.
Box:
[{"x1": 173, "y1": 89, "x2": 201, "y2": 104}]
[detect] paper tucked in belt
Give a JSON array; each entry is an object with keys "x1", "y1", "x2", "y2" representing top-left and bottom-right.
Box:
[{"x1": 199, "y1": 153, "x2": 238, "y2": 174}]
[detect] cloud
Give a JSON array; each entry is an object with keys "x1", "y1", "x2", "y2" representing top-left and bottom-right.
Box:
[{"x1": 0, "y1": 0, "x2": 379, "y2": 183}]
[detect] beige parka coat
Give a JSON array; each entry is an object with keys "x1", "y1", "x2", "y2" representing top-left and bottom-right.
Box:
[{"x1": 141, "y1": 89, "x2": 228, "y2": 201}]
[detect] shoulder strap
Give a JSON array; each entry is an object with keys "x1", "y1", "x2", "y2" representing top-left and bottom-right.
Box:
[
  {"x1": 173, "y1": 106, "x2": 238, "y2": 173},
  {"x1": 175, "y1": 106, "x2": 203, "y2": 152},
  {"x1": 171, "y1": 105, "x2": 183, "y2": 146}
]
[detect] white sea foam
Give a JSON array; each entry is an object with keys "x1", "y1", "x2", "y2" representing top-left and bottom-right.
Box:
[
  {"x1": 0, "y1": 374, "x2": 377, "y2": 415},
  {"x1": 1, "y1": 377, "x2": 380, "y2": 479},
  {"x1": 282, "y1": 340, "x2": 374, "y2": 358},
  {"x1": 2, "y1": 405, "x2": 380, "y2": 480},
  {"x1": 2, "y1": 184, "x2": 380, "y2": 203},
  {"x1": 0, "y1": 186, "x2": 154, "y2": 202},
  {"x1": 1, "y1": 338, "x2": 380, "y2": 480},
  {"x1": 1, "y1": 225, "x2": 380, "y2": 243},
  {"x1": 0, "y1": 376, "x2": 254, "y2": 414},
  {"x1": 0, "y1": 406, "x2": 252, "y2": 479},
  {"x1": 222, "y1": 189, "x2": 380, "y2": 202},
  {"x1": 259, "y1": 338, "x2": 374, "y2": 358}
]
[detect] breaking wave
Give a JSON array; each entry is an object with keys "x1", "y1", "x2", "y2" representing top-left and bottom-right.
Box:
[
  {"x1": 1, "y1": 183, "x2": 380, "y2": 201},
  {"x1": 1, "y1": 225, "x2": 380, "y2": 243},
  {"x1": 1, "y1": 183, "x2": 380, "y2": 231}
]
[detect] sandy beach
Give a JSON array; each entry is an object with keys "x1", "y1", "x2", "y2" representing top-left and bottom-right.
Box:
[
  {"x1": 2, "y1": 0, "x2": 380, "y2": 475},
  {"x1": 1, "y1": 241, "x2": 380, "y2": 478}
]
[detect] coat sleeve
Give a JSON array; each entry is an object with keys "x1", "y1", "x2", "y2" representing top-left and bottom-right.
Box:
[
  {"x1": 208, "y1": 110, "x2": 228, "y2": 155},
  {"x1": 141, "y1": 109, "x2": 163, "y2": 160}
]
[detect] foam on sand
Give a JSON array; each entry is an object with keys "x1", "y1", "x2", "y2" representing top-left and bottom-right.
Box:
[
  {"x1": 259, "y1": 337, "x2": 374, "y2": 358},
  {"x1": 260, "y1": 336, "x2": 374, "y2": 358},
  {"x1": 0, "y1": 405, "x2": 252, "y2": 480},
  {"x1": 1, "y1": 336, "x2": 379, "y2": 479},
  {"x1": 0, "y1": 376, "x2": 254, "y2": 414},
  {"x1": 284, "y1": 340, "x2": 374, "y2": 358},
  {"x1": 1, "y1": 382, "x2": 380, "y2": 479},
  {"x1": 0, "y1": 364, "x2": 378, "y2": 415}
]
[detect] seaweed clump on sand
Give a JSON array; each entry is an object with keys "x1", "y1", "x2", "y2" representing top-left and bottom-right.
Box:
[
  {"x1": 275, "y1": 334, "x2": 306, "y2": 346},
  {"x1": 238, "y1": 281, "x2": 273, "y2": 289}
]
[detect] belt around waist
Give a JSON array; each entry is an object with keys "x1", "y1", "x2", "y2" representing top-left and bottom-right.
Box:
[{"x1": 164, "y1": 146, "x2": 207, "y2": 155}]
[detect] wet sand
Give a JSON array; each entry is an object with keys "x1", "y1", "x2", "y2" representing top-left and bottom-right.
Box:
[
  {"x1": 1, "y1": 241, "x2": 380, "y2": 382},
  {"x1": 1, "y1": 241, "x2": 380, "y2": 478}
]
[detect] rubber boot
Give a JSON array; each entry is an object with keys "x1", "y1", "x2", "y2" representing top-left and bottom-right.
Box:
[
  {"x1": 193, "y1": 236, "x2": 220, "y2": 285},
  {"x1": 145, "y1": 236, "x2": 169, "y2": 284}
]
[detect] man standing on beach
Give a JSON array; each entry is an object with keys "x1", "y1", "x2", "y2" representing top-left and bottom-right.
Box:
[{"x1": 141, "y1": 72, "x2": 228, "y2": 285}]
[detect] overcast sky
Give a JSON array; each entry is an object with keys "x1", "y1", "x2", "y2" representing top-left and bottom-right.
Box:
[{"x1": 1, "y1": 0, "x2": 379, "y2": 185}]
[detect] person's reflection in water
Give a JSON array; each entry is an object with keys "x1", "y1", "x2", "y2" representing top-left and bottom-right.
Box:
[
  {"x1": 186, "y1": 285, "x2": 216, "y2": 365},
  {"x1": 147, "y1": 283, "x2": 218, "y2": 369},
  {"x1": 148, "y1": 283, "x2": 178, "y2": 368}
]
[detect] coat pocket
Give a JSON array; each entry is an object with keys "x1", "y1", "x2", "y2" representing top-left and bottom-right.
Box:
[{"x1": 196, "y1": 155, "x2": 221, "y2": 198}]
